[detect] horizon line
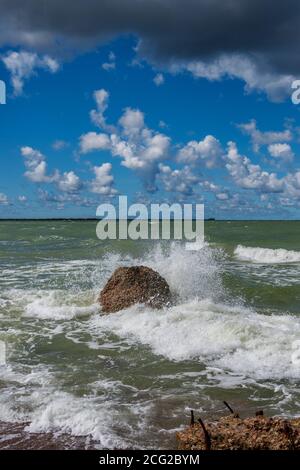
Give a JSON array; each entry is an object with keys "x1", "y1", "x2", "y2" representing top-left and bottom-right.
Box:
[{"x1": 0, "y1": 218, "x2": 299, "y2": 222}]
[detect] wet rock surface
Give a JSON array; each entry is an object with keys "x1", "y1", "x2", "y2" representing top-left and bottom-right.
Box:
[{"x1": 99, "y1": 266, "x2": 172, "y2": 313}]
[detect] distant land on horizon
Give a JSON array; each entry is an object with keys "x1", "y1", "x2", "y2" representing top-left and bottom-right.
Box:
[
  {"x1": 1, "y1": 218, "x2": 300, "y2": 222},
  {"x1": 0, "y1": 217, "x2": 216, "y2": 221}
]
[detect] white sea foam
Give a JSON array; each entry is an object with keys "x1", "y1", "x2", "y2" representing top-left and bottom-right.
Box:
[
  {"x1": 89, "y1": 299, "x2": 300, "y2": 380},
  {"x1": 0, "y1": 288, "x2": 98, "y2": 320},
  {"x1": 234, "y1": 245, "x2": 300, "y2": 264},
  {"x1": 26, "y1": 391, "x2": 127, "y2": 448},
  {"x1": 0, "y1": 364, "x2": 151, "y2": 448},
  {"x1": 23, "y1": 291, "x2": 99, "y2": 320}
]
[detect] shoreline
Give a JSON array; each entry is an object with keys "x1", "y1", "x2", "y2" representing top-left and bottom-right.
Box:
[
  {"x1": 2, "y1": 413, "x2": 300, "y2": 450},
  {"x1": 0, "y1": 421, "x2": 97, "y2": 450}
]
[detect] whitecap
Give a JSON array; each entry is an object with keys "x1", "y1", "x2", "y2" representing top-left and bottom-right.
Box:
[{"x1": 234, "y1": 245, "x2": 300, "y2": 264}]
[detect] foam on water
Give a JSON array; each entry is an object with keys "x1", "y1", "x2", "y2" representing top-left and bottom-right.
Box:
[
  {"x1": 1, "y1": 288, "x2": 98, "y2": 320},
  {"x1": 1, "y1": 240, "x2": 300, "y2": 447},
  {"x1": 26, "y1": 391, "x2": 128, "y2": 448},
  {"x1": 23, "y1": 291, "x2": 99, "y2": 320},
  {"x1": 2, "y1": 242, "x2": 300, "y2": 380},
  {"x1": 235, "y1": 245, "x2": 300, "y2": 264},
  {"x1": 0, "y1": 365, "x2": 132, "y2": 448},
  {"x1": 88, "y1": 299, "x2": 300, "y2": 380}
]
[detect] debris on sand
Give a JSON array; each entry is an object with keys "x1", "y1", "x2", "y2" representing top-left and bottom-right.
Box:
[{"x1": 177, "y1": 409, "x2": 300, "y2": 450}]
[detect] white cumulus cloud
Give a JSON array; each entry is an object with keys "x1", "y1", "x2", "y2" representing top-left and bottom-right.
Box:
[
  {"x1": 268, "y1": 143, "x2": 294, "y2": 162},
  {"x1": 21, "y1": 146, "x2": 82, "y2": 193},
  {"x1": 158, "y1": 164, "x2": 201, "y2": 195},
  {"x1": 80, "y1": 132, "x2": 111, "y2": 153},
  {"x1": 81, "y1": 92, "x2": 171, "y2": 191},
  {"x1": 238, "y1": 119, "x2": 292, "y2": 152},
  {"x1": 226, "y1": 141, "x2": 284, "y2": 192},
  {"x1": 90, "y1": 163, "x2": 117, "y2": 195},
  {"x1": 21, "y1": 146, "x2": 57, "y2": 183},
  {"x1": 177, "y1": 135, "x2": 223, "y2": 168},
  {"x1": 57, "y1": 171, "x2": 82, "y2": 193},
  {"x1": 2, "y1": 50, "x2": 59, "y2": 95}
]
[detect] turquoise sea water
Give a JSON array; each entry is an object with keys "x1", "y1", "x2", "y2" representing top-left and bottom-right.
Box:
[{"x1": 0, "y1": 220, "x2": 300, "y2": 448}]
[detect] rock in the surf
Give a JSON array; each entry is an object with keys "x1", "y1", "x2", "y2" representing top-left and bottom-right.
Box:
[{"x1": 99, "y1": 266, "x2": 171, "y2": 313}]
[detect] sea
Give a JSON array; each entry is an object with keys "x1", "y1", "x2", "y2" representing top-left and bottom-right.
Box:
[{"x1": 0, "y1": 220, "x2": 300, "y2": 449}]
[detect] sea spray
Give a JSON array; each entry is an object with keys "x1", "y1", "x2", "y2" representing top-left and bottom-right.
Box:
[{"x1": 94, "y1": 242, "x2": 225, "y2": 303}]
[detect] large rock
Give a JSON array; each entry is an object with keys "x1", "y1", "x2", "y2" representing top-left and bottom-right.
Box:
[{"x1": 99, "y1": 266, "x2": 171, "y2": 313}]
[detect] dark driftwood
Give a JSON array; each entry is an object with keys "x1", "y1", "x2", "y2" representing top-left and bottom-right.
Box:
[
  {"x1": 223, "y1": 400, "x2": 234, "y2": 414},
  {"x1": 223, "y1": 400, "x2": 239, "y2": 418},
  {"x1": 198, "y1": 418, "x2": 211, "y2": 451},
  {"x1": 190, "y1": 410, "x2": 195, "y2": 426}
]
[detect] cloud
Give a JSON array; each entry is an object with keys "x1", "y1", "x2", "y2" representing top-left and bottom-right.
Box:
[
  {"x1": 118, "y1": 107, "x2": 145, "y2": 137},
  {"x1": 153, "y1": 73, "x2": 164, "y2": 86},
  {"x1": 79, "y1": 132, "x2": 111, "y2": 153},
  {"x1": 201, "y1": 180, "x2": 220, "y2": 192},
  {"x1": 268, "y1": 143, "x2": 294, "y2": 162},
  {"x1": 81, "y1": 91, "x2": 171, "y2": 191},
  {"x1": 283, "y1": 172, "x2": 300, "y2": 200},
  {"x1": 102, "y1": 62, "x2": 115, "y2": 71},
  {"x1": 26, "y1": 160, "x2": 51, "y2": 183},
  {"x1": 77, "y1": 88, "x2": 300, "y2": 207},
  {"x1": 226, "y1": 141, "x2": 300, "y2": 203},
  {"x1": 158, "y1": 120, "x2": 167, "y2": 129},
  {"x1": 216, "y1": 192, "x2": 230, "y2": 201},
  {"x1": 1, "y1": 50, "x2": 59, "y2": 95},
  {"x1": 1, "y1": 1, "x2": 300, "y2": 100},
  {"x1": 0, "y1": 192, "x2": 9, "y2": 205},
  {"x1": 21, "y1": 146, "x2": 58, "y2": 183},
  {"x1": 90, "y1": 89, "x2": 115, "y2": 132},
  {"x1": 177, "y1": 135, "x2": 223, "y2": 168},
  {"x1": 238, "y1": 119, "x2": 292, "y2": 152},
  {"x1": 102, "y1": 51, "x2": 116, "y2": 71},
  {"x1": 112, "y1": 107, "x2": 171, "y2": 189},
  {"x1": 158, "y1": 164, "x2": 201, "y2": 195},
  {"x1": 21, "y1": 146, "x2": 82, "y2": 192},
  {"x1": 176, "y1": 54, "x2": 294, "y2": 102},
  {"x1": 226, "y1": 141, "x2": 284, "y2": 192},
  {"x1": 38, "y1": 189, "x2": 98, "y2": 207},
  {"x1": 21, "y1": 144, "x2": 117, "y2": 198},
  {"x1": 56, "y1": 171, "x2": 82, "y2": 192},
  {"x1": 90, "y1": 163, "x2": 117, "y2": 195},
  {"x1": 52, "y1": 140, "x2": 69, "y2": 151}
]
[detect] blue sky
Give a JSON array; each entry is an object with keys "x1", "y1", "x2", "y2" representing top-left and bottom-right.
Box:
[{"x1": 1, "y1": 3, "x2": 300, "y2": 219}]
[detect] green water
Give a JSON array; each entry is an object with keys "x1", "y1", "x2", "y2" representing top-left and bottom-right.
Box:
[{"x1": 0, "y1": 220, "x2": 300, "y2": 448}]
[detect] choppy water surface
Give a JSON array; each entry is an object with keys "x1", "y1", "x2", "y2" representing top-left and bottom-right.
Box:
[{"x1": 0, "y1": 220, "x2": 300, "y2": 449}]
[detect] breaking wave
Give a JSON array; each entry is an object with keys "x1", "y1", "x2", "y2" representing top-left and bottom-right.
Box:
[{"x1": 234, "y1": 245, "x2": 300, "y2": 264}]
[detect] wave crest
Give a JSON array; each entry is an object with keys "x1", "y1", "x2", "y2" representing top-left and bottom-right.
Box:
[{"x1": 234, "y1": 245, "x2": 300, "y2": 264}]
